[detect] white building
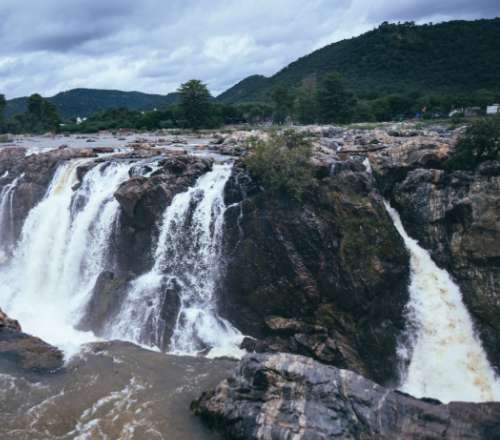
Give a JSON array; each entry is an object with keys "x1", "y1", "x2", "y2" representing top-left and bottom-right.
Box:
[{"x1": 486, "y1": 104, "x2": 499, "y2": 115}]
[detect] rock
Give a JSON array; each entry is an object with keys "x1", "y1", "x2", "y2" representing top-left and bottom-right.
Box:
[
  {"x1": 0, "y1": 309, "x2": 63, "y2": 373},
  {"x1": 193, "y1": 353, "x2": 500, "y2": 440},
  {"x1": 112, "y1": 155, "x2": 213, "y2": 275},
  {"x1": 78, "y1": 271, "x2": 131, "y2": 335},
  {"x1": 221, "y1": 160, "x2": 409, "y2": 383},
  {"x1": 0, "y1": 308, "x2": 21, "y2": 332}
]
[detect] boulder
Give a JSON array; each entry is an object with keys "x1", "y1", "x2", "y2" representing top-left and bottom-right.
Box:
[
  {"x1": 0, "y1": 308, "x2": 63, "y2": 373},
  {"x1": 193, "y1": 353, "x2": 500, "y2": 440}
]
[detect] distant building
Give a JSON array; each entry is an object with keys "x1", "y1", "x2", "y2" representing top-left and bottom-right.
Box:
[
  {"x1": 487, "y1": 104, "x2": 500, "y2": 115},
  {"x1": 464, "y1": 106, "x2": 482, "y2": 117}
]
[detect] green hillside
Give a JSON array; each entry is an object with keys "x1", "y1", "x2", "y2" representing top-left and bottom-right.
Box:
[
  {"x1": 218, "y1": 18, "x2": 500, "y2": 103},
  {"x1": 5, "y1": 88, "x2": 179, "y2": 120}
]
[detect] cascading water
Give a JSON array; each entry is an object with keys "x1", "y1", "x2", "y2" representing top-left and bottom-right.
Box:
[
  {"x1": 384, "y1": 201, "x2": 500, "y2": 403},
  {"x1": 0, "y1": 173, "x2": 23, "y2": 261},
  {"x1": 107, "y1": 162, "x2": 244, "y2": 358},
  {"x1": 0, "y1": 159, "x2": 132, "y2": 356}
]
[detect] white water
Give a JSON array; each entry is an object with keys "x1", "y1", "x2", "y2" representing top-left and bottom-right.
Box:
[
  {"x1": 385, "y1": 201, "x2": 500, "y2": 403},
  {"x1": 0, "y1": 174, "x2": 24, "y2": 261},
  {"x1": 0, "y1": 160, "x2": 132, "y2": 357},
  {"x1": 107, "y1": 162, "x2": 244, "y2": 358}
]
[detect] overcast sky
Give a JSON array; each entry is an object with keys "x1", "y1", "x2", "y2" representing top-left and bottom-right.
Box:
[{"x1": 0, "y1": 0, "x2": 498, "y2": 99}]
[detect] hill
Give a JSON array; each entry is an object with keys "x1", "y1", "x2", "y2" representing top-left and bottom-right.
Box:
[
  {"x1": 5, "y1": 88, "x2": 179, "y2": 120},
  {"x1": 218, "y1": 18, "x2": 500, "y2": 103}
]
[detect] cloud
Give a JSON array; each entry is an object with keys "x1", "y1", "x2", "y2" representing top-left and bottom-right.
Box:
[{"x1": 0, "y1": 0, "x2": 498, "y2": 99}]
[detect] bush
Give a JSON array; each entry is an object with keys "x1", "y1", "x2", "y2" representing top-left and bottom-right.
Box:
[
  {"x1": 245, "y1": 130, "x2": 313, "y2": 199},
  {"x1": 447, "y1": 118, "x2": 500, "y2": 170}
]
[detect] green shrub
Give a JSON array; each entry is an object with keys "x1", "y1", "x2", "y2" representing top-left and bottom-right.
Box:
[
  {"x1": 245, "y1": 130, "x2": 313, "y2": 199},
  {"x1": 447, "y1": 118, "x2": 500, "y2": 170}
]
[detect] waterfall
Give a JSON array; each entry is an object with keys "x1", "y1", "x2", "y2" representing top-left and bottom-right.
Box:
[
  {"x1": 107, "y1": 162, "x2": 244, "y2": 358},
  {"x1": 0, "y1": 174, "x2": 24, "y2": 261},
  {"x1": 0, "y1": 159, "x2": 132, "y2": 356},
  {"x1": 384, "y1": 201, "x2": 500, "y2": 403}
]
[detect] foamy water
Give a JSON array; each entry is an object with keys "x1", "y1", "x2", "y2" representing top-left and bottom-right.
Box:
[
  {"x1": 385, "y1": 201, "x2": 500, "y2": 402},
  {"x1": 0, "y1": 159, "x2": 132, "y2": 357}
]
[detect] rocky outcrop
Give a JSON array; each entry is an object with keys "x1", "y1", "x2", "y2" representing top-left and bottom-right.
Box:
[
  {"x1": 375, "y1": 155, "x2": 500, "y2": 370},
  {"x1": 193, "y1": 353, "x2": 500, "y2": 440},
  {"x1": 0, "y1": 308, "x2": 63, "y2": 373},
  {"x1": 112, "y1": 154, "x2": 213, "y2": 275},
  {"x1": 221, "y1": 160, "x2": 409, "y2": 384}
]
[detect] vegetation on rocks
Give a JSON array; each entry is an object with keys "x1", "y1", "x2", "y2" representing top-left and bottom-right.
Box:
[
  {"x1": 447, "y1": 118, "x2": 500, "y2": 170},
  {"x1": 244, "y1": 130, "x2": 313, "y2": 199}
]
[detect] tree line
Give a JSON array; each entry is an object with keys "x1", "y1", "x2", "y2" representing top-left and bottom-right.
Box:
[{"x1": 1, "y1": 74, "x2": 498, "y2": 134}]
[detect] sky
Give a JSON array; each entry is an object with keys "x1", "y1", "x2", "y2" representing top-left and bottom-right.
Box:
[{"x1": 0, "y1": 0, "x2": 498, "y2": 99}]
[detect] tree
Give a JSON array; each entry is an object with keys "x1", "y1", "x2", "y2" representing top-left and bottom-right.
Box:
[
  {"x1": 178, "y1": 79, "x2": 212, "y2": 129},
  {"x1": 24, "y1": 94, "x2": 60, "y2": 133},
  {"x1": 447, "y1": 118, "x2": 500, "y2": 170},
  {"x1": 270, "y1": 87, "x2": 294, "y2": 124},
  {"x1": 294, "y1": 76, "x2": 319, "y2": 124},
  {"x1": 316, "y1": 72, "x2": 356, "y2": 124},
  {"x1": 0, "y1": 94, "x2": 6, "y2": 130},
  {"x1": 245, "y1": 130, "x2": 313, "y2": 200}
]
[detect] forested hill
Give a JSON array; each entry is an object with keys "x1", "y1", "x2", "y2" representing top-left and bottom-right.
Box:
[
  {"x1": 5, "y1": 88, "x2": 179, "y2": 119},
  {"x1": 218, "y1": 18, "x2": 500, "y2": 103}
]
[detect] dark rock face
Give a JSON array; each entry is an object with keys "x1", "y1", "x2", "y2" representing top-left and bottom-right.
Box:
[
  {"x1": 193, "y1": 353, "x2": 500, "y2": 440},
  {"x1": 78, "y1": 271, "x2": 132, "y2": 335},
  {"x1": 0, "y1": 308, "x2": 63, "y2": 373},
  {"x1": 221, "y1": 161, "x2": 410, "y2": 383},
  {"x1": 113, "y1": 155, "x2": 213, "y2": 275},
  {"x1": 373, "y1": 142, "x2": 500, "y2": 370}
]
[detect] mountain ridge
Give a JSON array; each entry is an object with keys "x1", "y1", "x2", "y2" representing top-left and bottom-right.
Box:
[
  {"x1": 5, "y1": 88, "x2": 179, "y2": 119},
  {"x1": 218, "y1": 18, "x2": 500, "y2": 103}
]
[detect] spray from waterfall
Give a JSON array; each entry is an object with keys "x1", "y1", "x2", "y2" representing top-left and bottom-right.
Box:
[
  {"x1": 0, "y1": 159, "x2": 132, "y2": 356},
  {"x1": 384, "y1": 201, "x2": 500, "y2": 403},
  {"x1": 107, "y1": 162, "x2": 244, "y2": 358}
]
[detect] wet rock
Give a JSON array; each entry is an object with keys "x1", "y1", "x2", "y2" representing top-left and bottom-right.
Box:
[
  {"x1": 221, "y1": 159, "x2": 409, "y2": 383},
  {"x1": 0, "y1": 309, "x2": 63, "y2": 373},
  {"x1": 112, "y1": 155, "x2": 213, "y2": 275},
  {"x1": 78, "y1": 271, "x2": 132, "y2": 335},
  {"x1": 193, "y1": 353, "x2": 500, "y2": 440},
  {"x1": 114, "y1": 155, "x2": 213, "y2": 230},
  {"x1": 0, "y1": 308, "x2": 21, "y2": 332}
]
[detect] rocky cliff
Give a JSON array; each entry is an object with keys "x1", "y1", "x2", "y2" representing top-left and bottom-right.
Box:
[
  {"x1": 193, "y1": 353, "x2": 500, "y2": 440},
  {"x1": 221, "y1": 158, "x2": 409, "y2": 384}
]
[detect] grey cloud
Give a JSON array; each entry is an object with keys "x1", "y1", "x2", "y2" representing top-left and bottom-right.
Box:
[
  {"x1": 367, "y1": 0, "x2": 500, "y2": 23},
  {"x1": 0, "y1": 0, "x2": 498, "y2": 99}
]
